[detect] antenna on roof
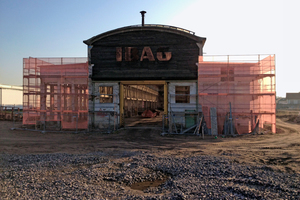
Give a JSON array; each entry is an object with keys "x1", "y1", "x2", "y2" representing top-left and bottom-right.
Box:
[{"x1": 140, "y1": 11, "x2": 146, "y2": 26}]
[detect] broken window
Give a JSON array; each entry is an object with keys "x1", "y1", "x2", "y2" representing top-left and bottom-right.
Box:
[
  {"x1": 175, "y1": 86, "x2": 190, "y2": 103},
  {"x1": 99, "y1": 86, "x2": 113, "y2": 103}
]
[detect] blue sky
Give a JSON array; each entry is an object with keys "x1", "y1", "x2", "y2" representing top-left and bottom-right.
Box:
[{"x1": 0, "y1": 0, "x2": 297, "y2": 97}]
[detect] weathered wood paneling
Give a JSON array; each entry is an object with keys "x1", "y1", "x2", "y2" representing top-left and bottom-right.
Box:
[{"x1": 89, "y1": 30, "x2": 204, "y2": 81}]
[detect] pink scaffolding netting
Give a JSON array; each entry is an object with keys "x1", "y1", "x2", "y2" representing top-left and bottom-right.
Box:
[
  {"x1": 23, "y1": 55, "x2": 276, "y2": 133},
  {"x1": 23, "y1": 57, "x2": 89, "y2": 129},
  {"x1": 198, "y1": 55, "x2": 276, "y2": 134}
]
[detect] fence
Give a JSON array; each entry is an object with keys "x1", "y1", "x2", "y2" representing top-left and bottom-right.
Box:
[
  {"x1": 0, "y1": 106, "x2": 22, "y2": 121},
  {"x1": 89, "y1": 111, "x2": 119, "y2": 133}
]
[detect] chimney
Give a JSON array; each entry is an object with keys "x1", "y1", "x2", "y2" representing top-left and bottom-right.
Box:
[{"x1": 140, "y1": 11, "x2": 146, "y2": 26}]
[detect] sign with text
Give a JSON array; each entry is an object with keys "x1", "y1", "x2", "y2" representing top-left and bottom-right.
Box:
[{"x1": 116, "y1": 47, "x2": 172, "y2": 62}]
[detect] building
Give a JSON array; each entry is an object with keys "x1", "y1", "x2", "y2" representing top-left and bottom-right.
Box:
[
  {"x1": 22, "y1": 13, "x2": 276, "y2": 134},
  {"x1": 0, "y1": 84, "x2": 23, "y2": 108},
  {"x1": 83, "y1": 23, "x2": 206, "y2": 131},
  {"x1": 285, "y1": 93, "x2": 300, "y2": 109}
]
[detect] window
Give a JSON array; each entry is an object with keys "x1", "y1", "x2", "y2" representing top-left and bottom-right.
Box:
[
  {"x1": 99, "y1": 86, "x2": 113, "y2": 103},
  {"x1": 293, "y1": 100, "x2": 298, "y2": 105},
  {"x1": 221, "y1": 67, "x2": 234, "y2": 81},
  {"x1": 175, "y1": 86, "x2": 190, "y2": 103}
]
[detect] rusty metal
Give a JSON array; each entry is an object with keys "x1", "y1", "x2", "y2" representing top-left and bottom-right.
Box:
[
  {"x1": 140, "y1": 46, "x2": 155, "y2": 61},
  {"x1": 116, "y1": 47, "x2": 122, "y2": 61}
]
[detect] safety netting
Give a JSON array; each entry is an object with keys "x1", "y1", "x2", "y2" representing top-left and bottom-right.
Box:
[
  {"x1": 198, "y1": 55, "x2": 276, "y2": 134},
  {"x1": 23, "y1": 57, "x2": 88, "y2": 130}
]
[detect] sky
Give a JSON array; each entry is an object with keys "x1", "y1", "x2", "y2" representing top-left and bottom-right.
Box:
[{"x1": 0, "y1": 0, "x2": 297, "y2": 97}]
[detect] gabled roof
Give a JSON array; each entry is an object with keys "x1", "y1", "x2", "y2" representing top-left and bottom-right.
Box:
[{"x1": 83, "y1": 24, "x2": 206, "y2": 45}]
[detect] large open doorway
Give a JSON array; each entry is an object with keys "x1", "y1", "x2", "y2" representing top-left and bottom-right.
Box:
[{"x1": 120, "y1": 81, "x2": 167, "y2": 128}]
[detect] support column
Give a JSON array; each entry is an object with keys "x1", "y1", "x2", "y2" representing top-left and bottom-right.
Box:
[
  {"x1": 63, "y1": 85, "x2": 67, "y2": 110},
  {"x1": 83, "y1": 87, "x2": 86, "y2": 110},
  {"x1": 120, "y1": 83, "x2": 124, "y2": 127},
  {"x1": 75, "y1": 84, "x2": 78, "y2": 112},
  {"x1": 40, "y1": 82, "x2": 46, "y2": 124},
  {"x1": 57, "y1": 82, "x2": 61, "y2": 126},
  {"x1": 71, "y1": 84, "x2": 75, "y2": 111},
  {"x1": 50, "y1": 84, "x2": 55, "y2": 120},
  {"x1": 71, "y1": 84, "x2": 76, "y2": 127},
  {"x1": 164, "y1": 82, "x2": 168, "y2": 126}
]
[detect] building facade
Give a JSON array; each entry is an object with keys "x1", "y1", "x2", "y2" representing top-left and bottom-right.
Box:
[
  {"x1": 83, "y1": 25, "x2": 206, "y2": 130},
  {"x1": 285, "y1": 93, "x2": 300, "y2": 109}
]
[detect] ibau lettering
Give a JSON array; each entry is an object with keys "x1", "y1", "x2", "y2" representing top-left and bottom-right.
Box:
[{"x1": 116, "y1": 47, "x2": 172, "y2": 62}]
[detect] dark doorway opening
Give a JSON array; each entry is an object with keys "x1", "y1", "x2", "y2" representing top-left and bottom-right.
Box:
[{"x1": 123, "y1": 84, "x2": 164, "y2": 128}]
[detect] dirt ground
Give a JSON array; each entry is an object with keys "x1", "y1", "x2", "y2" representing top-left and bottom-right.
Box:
[{"x1": 0, "y1": 111, "x2": 300, "y2": 174}]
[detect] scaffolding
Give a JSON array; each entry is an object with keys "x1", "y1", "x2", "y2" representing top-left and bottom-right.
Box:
[
  {"x1": 22, "y1": 55, "x2": 275, "y2": 134},
  {"x1": 198, "y1": 55, "x2": 276, "y2": 134},
  {"x1": 23, "y1": 57, "x2": 88, "y2": 130}
]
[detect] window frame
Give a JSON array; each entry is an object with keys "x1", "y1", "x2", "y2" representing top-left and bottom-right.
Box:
[
  {"x1": 99, "y1": 86, "x2": 114, "y2": 103},
  {"x1": 175, "y1": 86, "x2": 190, "y2": 103}
]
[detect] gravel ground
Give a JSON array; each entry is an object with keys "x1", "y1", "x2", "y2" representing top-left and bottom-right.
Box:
[{"x1": 1, "y1": 151, "x2": 299, "y2": 199}]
